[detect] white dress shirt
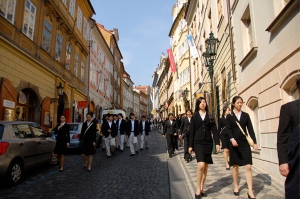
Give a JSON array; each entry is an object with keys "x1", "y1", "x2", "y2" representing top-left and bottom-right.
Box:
[{"x1": 199, "y1": 111, "x2": 206, "y2": 120}]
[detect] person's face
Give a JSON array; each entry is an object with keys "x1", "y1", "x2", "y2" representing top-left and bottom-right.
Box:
[
  {"x1": 131, "y1": 115, "x2": 135, "y2": 120},
  {"x1": 233, "y1": 98, "x2": 243, "y2": 111},
  {"x1": 118, "y1": 115, "x2": 122, "y2": 119},
  {"x1": 141, "y1": 117, "x2": 145, "y2": 121},
  {"x1": 225, "y1": 108, "x2": 231, "y2": 116},
  {"x1": 186, "y1": 112, "x2": 192, "y2": 118},
  {"x1": 114, "y1": 116, "x2": 118, "y2": 121},
  {"x1": 108, "y1": 116, "x2": 113, "y2": 121},
  {"x1": 60, "y1": 116, "x2": 66, "y2": 123},
  {"x1": 199, "y1": 99, "x2": 207, "y2": 111},
  {"x1": 86, "y1": 115, "x2": 92, "y2": 122},
  {"x1": 169, "y1": 115, "x2": 173, "y2": 120}
]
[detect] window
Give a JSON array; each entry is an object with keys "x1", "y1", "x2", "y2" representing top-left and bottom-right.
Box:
[
  {"x1": 76, "y1": 7, "x2": 82, "y2": 32},
  {"x1": 69, "y1": 0, "x2": 75, "y2": 18},
  {"x1": 55, "y1": 33, "x2": 63, "y2": 62},
  {"x1": 83, "y1": 17, "x2": 89, "y2": 40},
  {"x1": 62, "y1": 0, "x2": 66, "y2": 6},
  {"x1": 12, "y1": 124, "x2": 33, "y2": 138},
  {"x1": 42, "y1": 19, "x2": 52, "y2": 53},
  {"x1": 74, "y1": 53, "x2": 79, "y2": 77},
  {"x1": 241, "y1": 6, "x2": 253, "y2": 53},
  {"x1": 98, "y1": 73, "x2": 104, "y2": 91},
  {"x1": 65, "y1": 44, "x2": 71, "y2": 70},
  {"x1": 22, "y1": 0, "x2": 36, "y2": 40},
  {"x1": 290, "y1": 83, "x2": 299, "y2": 100},
  {"x1": 30, "y1": 123, "x2": 46, "y2": 137},
  {"x1": 247, "y1": 99, "x2": 260, "y2": 148},
  {"x1": 81, "y1": 60, "x2": 85, "y2": 82},
  {"x1": 0, "y1": 0, "x2": 16, "y2": 24},
  {"x1": 221, "y1": 68, "x2": 227, "y2": 102}
]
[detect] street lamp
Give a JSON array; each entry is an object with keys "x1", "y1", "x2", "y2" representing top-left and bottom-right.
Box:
[
  {"x1": 202, "y1": 32, "x2": 219, "y2": 154},
  {"x1": 51, "y1": 82, "x2": 64, "y2": 103}
]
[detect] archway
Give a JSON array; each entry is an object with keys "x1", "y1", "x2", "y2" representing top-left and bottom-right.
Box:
[
  {"x1": 246, "y1": 97, "x2": 260, "y2": 147},
  {"x1": 281, "y1": 71, "x2": 300, "y2": 103}
]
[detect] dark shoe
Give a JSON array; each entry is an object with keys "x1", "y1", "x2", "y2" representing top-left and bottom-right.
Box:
[
  {"x1": 145, "y1": 147, "x2": 148, "y2": 149},
  {"x1": 59, "y1": 169, "x2": 64, "y2": 172},
  {"x1": 130, "y1": 154, "x2": 135, "y2": 156},
  {"x1": 201, "y1": 192, "x2": 207, "y2": 197},
  {"x1": 233, "y1": 191, "x2": 239, "y2": 196},
  {"x1": 88, "y1": 169, "x2": 91, "y2": 172},
  {"x1": 195, "y1": 193, "x2": 201, "y2": 199},
  {"x1": 119, "y1": 149, "x2": 123, "y2": 152},
  {"x1": 247, "y1": 193, "x2": 256, "y2": 199},
  {"x1": 139, "y1": 148, "x2": 143, "y2": 150},
  {"x1": 136, "y1": 151, "x2": 139, "y2": 155},
  {"x1": 102, "y1": 148, "x2": 105, "y2": 151},
  {"x1": 107, "y1": 155, "x2": 111, "y2": 158},
  {"x1": 169, "y1": 155, "x2": 172, "y2": 158}
]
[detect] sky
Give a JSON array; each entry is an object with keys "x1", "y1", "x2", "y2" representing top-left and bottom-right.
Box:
[{"x1": 90, "y1": 0, "x2": 176, "y2": 86}]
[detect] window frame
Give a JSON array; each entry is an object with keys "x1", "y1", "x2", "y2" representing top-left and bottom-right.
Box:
[
  {"x1": 42, "y1": 19, "x2": 52, "y2": 53},
  {"x1": 0, "y1": 0, "x2": 16, "y2": 24},
  {"x1": 55, "y1": 32, "x2": 63, "y2": 63},
  {"x1": 69, "y1": 0, "x2": 75, "y2": 18},
  {"x1": 22, "y1": 0, "x2": 36, "y2": 40},
  {"x1": 74, "y1": 53, "x2": 79, "y2": 77},
  {"x1": 65, "y1": 44, "x2": 72, "y2": 70},
  {"x1": 76, "y1": 6, "x2": 82, "y2": 32}
]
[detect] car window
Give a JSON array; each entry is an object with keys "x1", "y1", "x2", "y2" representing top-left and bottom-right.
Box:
[
  {"x1": 69, "y1": 124, "x2": 79, "y2": 131},
  {"x1": 12, "y1": 124, "x2": 33, "y2": 138},
  {"x1": 30, "y1": 124, "x2": 46, "y2": 137}
]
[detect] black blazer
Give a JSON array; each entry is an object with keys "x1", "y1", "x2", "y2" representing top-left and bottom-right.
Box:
[
  {"x1": 139, "y1": 120, "x2": 151, "y2": 135},
  {"x1": 189, "y1": 112, "x2": 219, "y2": 147},
  {"x1": 101, "y1": 120, "x2": 118, "y2": 138},
  {"x1": 226, "y1": 111, "x2": 257, "y2": 143},
  {"x1": 218, "y1": 117, "x2": 228, "y2": 135},
  {"x1": 180, "y1": 117, "x2": 191, "y2": 136},
  {"x1": 116, "y1": 119, "x2": 127, "y2": 135},
  {"x1": 277, "y1": 99, "x2": 300, "y2": 165},
  {"x1": 54, "y1": 123, "x2": 70, "y2": 143},
  {"x1": 79, "y1": 121, "x2": 97, "y2": 143},
  {"x1": 163, "y1": 120, "x2": 178, "y2": 135},
  {"x1": 126, "y1": 120, "x2": 140, "y2": 136}
]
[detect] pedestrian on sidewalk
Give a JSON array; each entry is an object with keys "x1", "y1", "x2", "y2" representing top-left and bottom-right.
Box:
[
  {"x1": 80, "y1": 112, "x2": 97, "y2": 172},
  {"x1": 139, "y1": 115, "x2": 151, "y2": 150},
  {"x1": 176, "y1": 114, "x2": 183, "y2": 147},
  {"x1": 163, "y1": 113, "x2": 178, "y2": 158},
  {"x1": 116, "y1": 113, "x2": 126, "y2": 152},
  {"x1": 226, "y1": 96, "x2": 258, "y2": 198},
  {"x1": 218, "y1": 106, "x2": 231, "y2": 170},
  {"x1": 126, "y1": 113, "x2": 139, "y2": 156},
  {"x1": 53, "y1": 115, "x2": 70, "y2": 172},
  {"x1": 102, "y1": 114, "x2": 118, "y2": 158},
  {"x1": 101, "y1": 114, "x2": 108, "y2": 151},
  {"x1": 188, "y1": 97, "x2": 220, "y2": 199},
  {"x1": 180, "y1": 110, "x2": 192, "y2": 162},
  {"x1": 277, "y1": 75, "x2": 300, "y2": 199}
]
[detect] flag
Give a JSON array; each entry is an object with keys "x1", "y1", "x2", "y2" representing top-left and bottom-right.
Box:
[
  {"x1": 167, "y1": 49, "x2": 177, "y2": 72},
  {"x1": 187, "y1": 34, "x2": 199, "y2": 58}
]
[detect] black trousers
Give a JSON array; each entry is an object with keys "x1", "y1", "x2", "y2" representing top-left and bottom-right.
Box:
[
  {"x1": 166, "y1": 134, "x2": 176, "y2": 155},
  {"x1": 183, "y1": 134, "x2": 191, "y2": 160}
]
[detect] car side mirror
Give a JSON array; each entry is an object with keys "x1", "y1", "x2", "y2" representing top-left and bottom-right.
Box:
[{"x1": 47, "y1": 132, "x2": 52, "y2": 137}]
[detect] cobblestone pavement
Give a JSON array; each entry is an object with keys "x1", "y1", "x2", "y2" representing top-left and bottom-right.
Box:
[
  {"x1": 0, "y1": 130, "x2": 170, "y2": 199},
  {"x1": 175, "y1": 145, "x2": 285, "y2": 199}
]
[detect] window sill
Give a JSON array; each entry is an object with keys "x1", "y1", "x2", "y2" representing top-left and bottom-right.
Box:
[
  {"x1": 239, "y1": 46, "x2": 258, "y2": 68},
  {"x1": 266, "y1": 0, "x2": 298, "y2": 32}
]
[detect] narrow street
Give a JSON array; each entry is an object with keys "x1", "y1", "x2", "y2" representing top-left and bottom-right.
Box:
[{"x1": 0, "y1": 130, "x2": 170, "y2": 199}]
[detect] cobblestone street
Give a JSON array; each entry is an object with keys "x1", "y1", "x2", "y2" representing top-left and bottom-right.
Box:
[{"x1": 0, "y1": 130, "x2": 170, "y2": 199}]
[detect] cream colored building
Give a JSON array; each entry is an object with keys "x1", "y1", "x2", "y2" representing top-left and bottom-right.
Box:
[{"x1": 231, "y1": 0, "x2": 299, "y2": 181}]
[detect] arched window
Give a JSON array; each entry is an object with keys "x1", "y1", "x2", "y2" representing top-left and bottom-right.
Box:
[
  {"x1": 16, "y1": 89, "x2": 39, "y2": 122},
  {"x1": 247, "y1": 97, "x2": 260, "y2": 148}
]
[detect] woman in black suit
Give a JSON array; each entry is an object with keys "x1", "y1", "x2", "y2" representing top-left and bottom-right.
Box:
[
  {"x1": 188, "y1": 97, "x2": 220, "y2": 199},
  {"x1": 226, "y1": 96, "x2": 258, "y2": 199},
  {"x1": 218, "y1": 106, "x2": 231, "y2": 170},
  {"x1": 53, "y1": 115, "x2": 70, "y2": 171},
  {"x1": 80, "y1": 112, "x2": 97, "y2": 171}
]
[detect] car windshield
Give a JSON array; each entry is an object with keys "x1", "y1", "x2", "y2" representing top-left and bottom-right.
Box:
[
  {"x1": 30, "y1": 123, "x2": 46, "y2": 137},
  {"x1": 69, "y1": 124, "x2": 80, "y2": 131}
]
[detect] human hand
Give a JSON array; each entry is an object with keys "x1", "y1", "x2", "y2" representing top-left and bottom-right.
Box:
[
  {"x1": 108, "y1": 129, "x2": 111, "y2": 132},
  {"x1": 231, "y1": 139, "x2": 238, "y2": 147},
  {"x1": 188, "y1": 147, "x2": 193, "y2": 154},
  {"x1": 279, "y1": 163, "x2": 289, "y2": 177},
  {"x1": 163, "y1": 134, "x2": 166, "y2": 137},
  {"x1": 92, "y1": 142, "x2": 96, "y2": 147},
  {"x1": 67, "y1": 143, "x2": 70, "y2": 147},
  {"x1": 253, "y1": 144, "x2": 258, "y2": 150},
  {"x1": 216, "y1": 145, "x2": 220, "y2": 153}
]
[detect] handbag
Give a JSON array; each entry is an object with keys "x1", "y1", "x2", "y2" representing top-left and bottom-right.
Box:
[{"x1": 235, "y1": 121, "x2": 254, "y2": 147}]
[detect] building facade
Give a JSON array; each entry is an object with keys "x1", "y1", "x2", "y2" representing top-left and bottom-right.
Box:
[
  {"x1": 133, "y1": 88, "x2": 140, "y2": 118},
  {"x1": 0, "y1": 0, "x2": 95, "y2": 131},
  {"x1": 123, "y1": 71, "x2": 134, "y2": 117},
  {"x1": 135, "y1": 85, "x2": 149, "y2": 118}
]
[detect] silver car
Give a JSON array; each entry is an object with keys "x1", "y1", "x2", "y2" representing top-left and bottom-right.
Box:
[{"x1": 0, "y1": 121, "x2": 56, "y2": 186}]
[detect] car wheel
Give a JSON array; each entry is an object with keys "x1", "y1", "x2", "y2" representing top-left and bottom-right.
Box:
[
  {"x1": 49, "y1": 154, "x2": 58, "y2": 165},
  {"x1": 5, "y1": 160, "x2": 22, "y2": 186}
]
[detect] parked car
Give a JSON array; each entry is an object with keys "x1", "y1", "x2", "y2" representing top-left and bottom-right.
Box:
[
  {"x1": 0, "y1": 121, "x2": 56, "y2": 186},
  {"x1": 50, "y1": 122, "x2": 102, "y2": 149}
]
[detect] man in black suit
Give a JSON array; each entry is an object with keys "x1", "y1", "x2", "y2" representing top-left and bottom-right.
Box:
[
  {"x1": 180, "y1": 110, "x2": 193, "y2": 162},
  {"x1": 126, "y1": 113, "x2": 140, "y2": 156},
  {"x1": 116, "y1": 113, "x2": 126, "y2": 152},
  {"x1": 163, "y1": 113, "x2": 178, "y2": 158},
  {"x1": 139, "y1": 115, "x2": 151, "y2": 150},
  {"x1": 277, "y1": 75, "x2": 300, "y2": 199},
  {"x1": 101, "y1": 114, "x2": 117, "y2": 157}
]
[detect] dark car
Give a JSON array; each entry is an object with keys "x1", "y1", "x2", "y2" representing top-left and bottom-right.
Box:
[{"x1": 0, "y1": 121, "x2": 56, "y2": 186}]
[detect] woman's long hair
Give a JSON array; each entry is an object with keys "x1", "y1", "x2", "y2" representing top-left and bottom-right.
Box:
[
  {"x1": 194, "y1": 97, "x2": 209, "y2": 114},
  {"x1": 231, "y1": 96, "x2": 243, "y2": 112},
  {"x1": 221, "y1": 106, "x2": 229, "y2": 118}
]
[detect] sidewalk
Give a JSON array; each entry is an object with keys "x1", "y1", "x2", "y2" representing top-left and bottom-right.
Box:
[{"x1": 174, "y1": 146, "x2": 285, "y2": 199}]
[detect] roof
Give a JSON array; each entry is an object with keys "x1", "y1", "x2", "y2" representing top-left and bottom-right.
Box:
[{"x1": 87, "y1": 0, "x2": 96, "y2": 14}]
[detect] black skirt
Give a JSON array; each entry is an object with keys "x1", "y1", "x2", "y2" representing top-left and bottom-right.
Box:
[
  {"x1": 54, "y1": 141, "x2": 67, "y2": 155},
  {"x1": 220, "y1": 134, "x2": 230, "y2": 149},
  {"x1": 81, "y1": 141, "x2": 95, "y2": 155},
  {"x1": 228, "y1": 138, "x2": 252, "y2": 166},
  {"x1": 194, "y1": 140, "x2": 213, "y2": 164}
]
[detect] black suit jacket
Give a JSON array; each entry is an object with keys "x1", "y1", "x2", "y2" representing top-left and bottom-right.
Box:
[
  {"x1": 101, "y1": 120, "x2": 118, "y2": 138},
  {"x1": 54, "y1": 123, "x2": 70, "y2": 143},
  {"x1": 126, "y1": 120, "x2": 140, "y2": 136},
  {"x1": 80, "y1": 121, "x2": 97, "y2": 143},
  {"x1": 116, "y1": 119, "x2": 126, "y2": 135},
  {"x1": 277, "y1": 99, "x2": 300, "y2": 165},
  {"x1": 226, "y1": 111, "x2": 257, "y2": 143},
  {"x1": 218, "y1": 117, "x2": 228, "y2": 135},
  {"x1": 180, "y1": 117, "x2": 191, "y2": 136},
  {"x1": 189, "y1": 112, "x2": 219, "y2": 147},
  {"x1": 139, "y1": 120, "x2": 151, "y2": 135},
  {"x1": 163, "y1": 120, "x2": 178, "y2": 135}
]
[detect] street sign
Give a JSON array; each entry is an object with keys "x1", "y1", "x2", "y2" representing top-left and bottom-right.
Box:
[{"x1": 77, "y1": 100, "x2": 88, "y2": 108}]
